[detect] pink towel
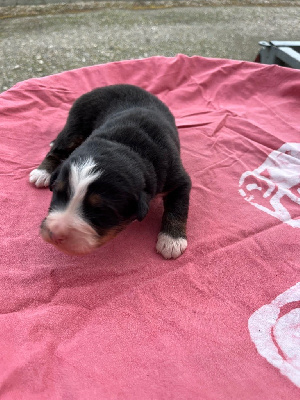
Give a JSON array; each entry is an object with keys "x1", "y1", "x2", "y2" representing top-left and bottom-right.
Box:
[{"x1": 0, "y1": 55, "x2": 299, "y2": 399}]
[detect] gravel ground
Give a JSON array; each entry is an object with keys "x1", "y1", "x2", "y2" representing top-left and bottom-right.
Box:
[{"x1": 1, "y1": 1, "x2": 300, "y2": 92}]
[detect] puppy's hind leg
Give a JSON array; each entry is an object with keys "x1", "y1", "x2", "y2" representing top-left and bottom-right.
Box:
[{"x1": 156, "y1": 175, "x2": 191, "y2": 259}]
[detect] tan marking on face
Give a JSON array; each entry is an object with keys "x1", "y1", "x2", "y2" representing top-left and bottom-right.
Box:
[
  {"x1": 88, "y1": 193, "x2": 103, "y2": 207},
  {"x1": 55, "y1": 180, "x2": 66, "y2": 192},
  {"x1": 96, "y1": 224, "x2": 127, "y2": 247}
]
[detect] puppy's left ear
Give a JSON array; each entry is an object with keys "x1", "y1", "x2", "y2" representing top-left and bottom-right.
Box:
[{"x1": 137, "y1": 191, "x2": 150, "y2": 221}]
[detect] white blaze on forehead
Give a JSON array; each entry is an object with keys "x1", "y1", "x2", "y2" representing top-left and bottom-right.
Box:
[
  {"x1": 50, "y1": 156, "x2": 102, "y2": 217},
  {"x1": 69, "y1": 157, "x2": 102, "y2": 208}
]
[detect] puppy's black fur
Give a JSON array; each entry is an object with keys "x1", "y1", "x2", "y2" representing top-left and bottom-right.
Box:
[{"x1": 33, "y1": 84, "x2": 191, "y2": 257}]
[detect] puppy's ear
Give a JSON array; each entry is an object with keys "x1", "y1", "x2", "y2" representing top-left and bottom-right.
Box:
[
  {"x1": 137, "y1": 191, "x2": 150, "y2": 222},
  {"x1": 49, "y1": 166, "x2": 61, "y2": 191}
]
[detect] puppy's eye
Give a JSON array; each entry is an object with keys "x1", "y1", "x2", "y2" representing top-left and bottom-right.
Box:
[{"x1": 88, "y1": 194, "x2": 103, "y2": 207}]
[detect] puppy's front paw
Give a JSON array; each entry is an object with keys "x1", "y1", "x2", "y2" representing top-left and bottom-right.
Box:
[
  {"x1": 156, "y1": 233, "x2": 187, "y2": 259},
  {"x1": 29, "y1": 168, "x2": 51, "y2": 187}
]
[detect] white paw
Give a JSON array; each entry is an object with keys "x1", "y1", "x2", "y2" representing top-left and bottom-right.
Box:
[
  {"x1": 156, "y1": 233, "x2": 187, "y2": 259},
  {"x1": 29, "y1": 168, "x2": 51, "y2": 187}
]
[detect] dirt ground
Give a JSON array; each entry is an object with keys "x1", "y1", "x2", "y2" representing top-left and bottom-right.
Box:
[{"x1": 1, "y1": 1, "x2": 300, "y2": 92}]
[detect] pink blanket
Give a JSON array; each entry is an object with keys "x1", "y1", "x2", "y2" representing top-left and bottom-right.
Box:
[{"x1": 1, "y1": 55, "x2": 300, "y2": 399}]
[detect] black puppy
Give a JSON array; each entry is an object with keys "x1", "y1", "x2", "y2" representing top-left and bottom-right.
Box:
[{"x1": 30, "y1": 84, "x2": 191, "y2": 259}]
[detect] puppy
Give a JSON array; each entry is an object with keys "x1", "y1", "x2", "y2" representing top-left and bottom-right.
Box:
[{"x1": 29, "y1": 84, "x2": 191, "y2": 259}]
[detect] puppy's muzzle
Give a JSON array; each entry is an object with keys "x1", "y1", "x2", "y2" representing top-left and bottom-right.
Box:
[
  {"x1": 40, "y1": 215, "x2": 121, "y2": 255},
  {"x1": 40, "y1": 215, "x2": 99, "y2": 255}
]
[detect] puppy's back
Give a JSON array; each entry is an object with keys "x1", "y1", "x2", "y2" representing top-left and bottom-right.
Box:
[{"x1": 72, "y1": 84, "x2": 176, "y2": 134}]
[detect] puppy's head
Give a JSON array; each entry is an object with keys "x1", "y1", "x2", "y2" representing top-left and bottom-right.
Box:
[{"x1": 40, "y1": 156, "x2": 149, "y2": 255}]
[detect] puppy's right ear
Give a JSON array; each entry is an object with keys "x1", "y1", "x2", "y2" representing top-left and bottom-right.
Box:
[{"x1": 49, "y1": 166, "x2": 61, "y2": 191}]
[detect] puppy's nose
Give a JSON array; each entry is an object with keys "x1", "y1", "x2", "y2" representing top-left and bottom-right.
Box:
[{"x1": 49, "y1": 231, "x2": 66, "y2": 245}]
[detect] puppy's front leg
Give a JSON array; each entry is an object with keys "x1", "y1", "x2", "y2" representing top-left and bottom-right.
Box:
[
  {"x1": 156, "y1": 176, "x2": 191, "y2": 259},
  {"x1": 29, "y1": 122, "x2": 87, "y2": 188},
  {"x1": 29, "y1": 147, "x2": 64, "y2": 188}
]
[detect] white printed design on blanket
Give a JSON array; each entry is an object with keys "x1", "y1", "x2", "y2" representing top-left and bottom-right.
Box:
[
  {"x1": 239, "y1": 143, "x2": 300, "y2": 227},
  {"x1": 248, "y1": 282, "x2": 300, "y2": 387}
]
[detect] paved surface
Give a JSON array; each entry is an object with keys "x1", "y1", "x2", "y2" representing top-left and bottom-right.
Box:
[{"x1": 1, "y1": 1, "x2": 300, "y2": 92}]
